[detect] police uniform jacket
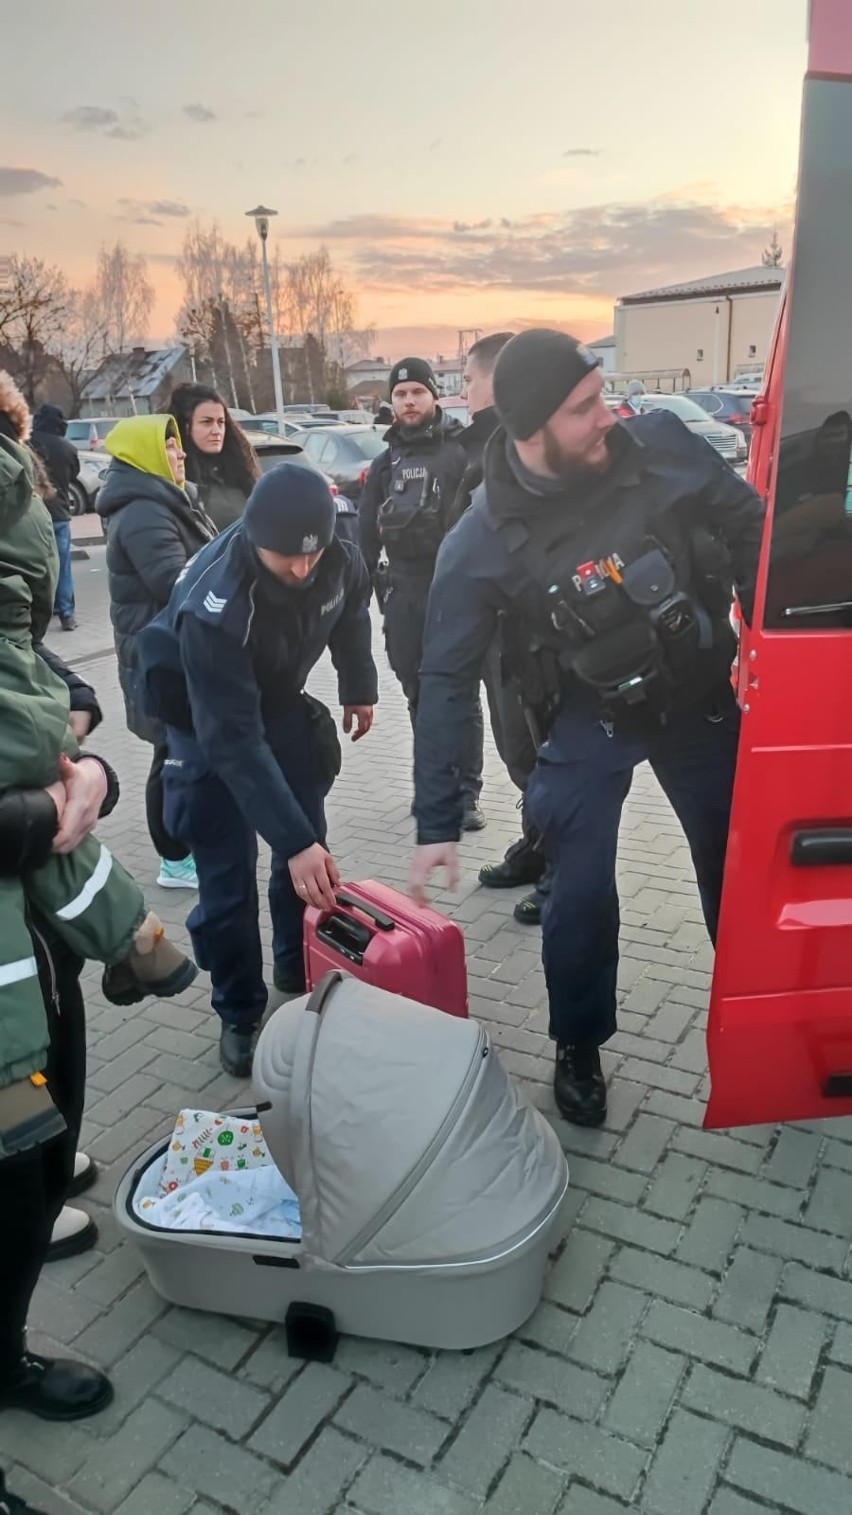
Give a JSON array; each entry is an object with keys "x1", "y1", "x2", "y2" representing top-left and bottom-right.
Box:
[
  {"x1": 138, "y1": 522, "x2": 378, "y2": 859},
  {"x1": 413, "y1": 413, "x2": 764, "y2": 844},
  {"x1": 358, "y1": 409, "x2": 467, "y2": 581}
]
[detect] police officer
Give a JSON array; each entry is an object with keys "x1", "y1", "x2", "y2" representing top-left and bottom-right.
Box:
[
  {"x1": 409, "y1": 328, "x2": 763, "y2": 1127},
  {"x1": 139, "y1": 462, "x2": 378, "y2": 1077},
  {"x1": 359, "y1": 357, "x2": 486, "y2": 830},
  {"x1": 452, "y1": 332, "x2": 551, "y2": 917}
]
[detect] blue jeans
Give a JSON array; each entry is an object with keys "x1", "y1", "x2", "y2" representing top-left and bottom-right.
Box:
[
  {"x1": 52, "y1": 520, "x2": 75, "y2": 620},
  {"x1": 525, "y1": 691, "x2": 741, "y2": 1048}
]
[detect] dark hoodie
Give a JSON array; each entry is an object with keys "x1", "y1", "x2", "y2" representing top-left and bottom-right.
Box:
[
  {"x1": 449, "y1": 404, "x2": 500, "y2": 526},
  {"x1": 97, "y1": 415, "x2": 216, "y2": 742},
  {"x1": 30, "y1": 405, "x2": 80, "y2": 523}
]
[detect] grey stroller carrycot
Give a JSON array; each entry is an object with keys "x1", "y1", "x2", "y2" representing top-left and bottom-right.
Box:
[{"x1": 115, "y1": 972, "x2": 570, "y2": 1350}]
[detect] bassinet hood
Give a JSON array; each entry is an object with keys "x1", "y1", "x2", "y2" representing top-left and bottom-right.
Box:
[{"x1": 252, "y1": 973, "x2": 567, "y2": 1269}]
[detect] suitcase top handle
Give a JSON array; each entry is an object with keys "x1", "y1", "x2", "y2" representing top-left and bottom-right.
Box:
[{"x1": 334, "y1": 890, "x2": 396, "y2": 932}]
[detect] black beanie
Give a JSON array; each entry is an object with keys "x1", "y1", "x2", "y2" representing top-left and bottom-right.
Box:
[
  {"x1": 388, "y1": 357, "x2": 439, "y2": 399},
  {"x1": 493, "y1": 329, "x2": 601, "y2": 441},
  {"x1": 243, "y1": 461, "x2": 336, "y2": 556}
]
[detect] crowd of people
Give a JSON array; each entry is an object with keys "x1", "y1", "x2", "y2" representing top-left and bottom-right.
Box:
[{"x1": 0, "y1": 329, "x2": 764, "y2": 1513}]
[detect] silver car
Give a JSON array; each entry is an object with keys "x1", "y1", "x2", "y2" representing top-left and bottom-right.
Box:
[{"x1": 631, "y1": 393, "x2": 747, "y2": 468}]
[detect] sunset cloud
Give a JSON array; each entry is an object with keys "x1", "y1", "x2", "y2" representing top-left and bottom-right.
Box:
[
  {"x1": 0, "y1": 167, "x2": 61, "y2": 197},
  {"x1": 184, "y1": 103, "x2": 217, "y2": 123},
  {"x1": 62, "y1": 105, "x2": 147, "y2": 140},
  {"x1": 119, "y1": 198, "x2": 191, "y2": 222},
  {"x1": 301, "y1": 196, "x2": 793, "y2": 300}
]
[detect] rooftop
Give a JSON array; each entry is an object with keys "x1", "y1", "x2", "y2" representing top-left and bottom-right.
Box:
[
  {"x1": 82, "y1": 345, "x2": 186, "y2": 402},
  {"x1": 620, "y1": 265, "x2": 785, "y2": 305}
]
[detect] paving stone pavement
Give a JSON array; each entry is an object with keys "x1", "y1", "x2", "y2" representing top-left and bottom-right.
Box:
[{"x1": 7, "y1": 547, "x2": 852, "y2": 1514}]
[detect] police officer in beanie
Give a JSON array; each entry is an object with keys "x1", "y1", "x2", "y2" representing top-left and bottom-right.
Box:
[
  {"x1": 138, "y1": 462, "x2": 378, "y2": 1077},
  {"x1": 359, "y1": 357, "x2": 486, "y2": 830},
  {"x1": 409, "y1": 328, "x2": 763, "y2": 1127}
]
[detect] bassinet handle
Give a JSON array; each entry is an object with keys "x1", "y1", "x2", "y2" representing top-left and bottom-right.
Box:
[{"x1": 305, "y1": 971, "x2": 343, "y2": 1016}]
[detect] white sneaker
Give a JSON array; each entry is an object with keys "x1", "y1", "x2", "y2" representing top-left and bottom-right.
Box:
[
  {"x1": 47, "y1": 1206, "x2": 98, "y2": 1262},
  {"x1": 157, "y1": 857, "x2": 198, "y2": 890}
]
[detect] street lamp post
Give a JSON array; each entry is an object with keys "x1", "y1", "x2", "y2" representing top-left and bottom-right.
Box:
[{"x1": 246, "y1": 204, "x2": 285, "y2": 437}]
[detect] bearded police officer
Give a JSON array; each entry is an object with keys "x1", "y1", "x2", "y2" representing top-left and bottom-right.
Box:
[
  {"x1": 410, "y1": 329, "x2": 763, "y2": 1127},
  {"x1": 138, "y1": 463, "x2": 378, "y2": 1077},
  {"x1": 359, "y1": 357, "x2": 486, "y2": 830}
]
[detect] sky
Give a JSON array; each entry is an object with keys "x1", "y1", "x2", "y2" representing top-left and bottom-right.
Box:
[{"x1": 2, "y1": 0, "x2": 809, "y2": 359}]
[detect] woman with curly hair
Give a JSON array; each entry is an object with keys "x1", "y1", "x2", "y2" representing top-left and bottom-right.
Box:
[{"x1": 164, "y1": 383, "x2": 260, "y2": 531}]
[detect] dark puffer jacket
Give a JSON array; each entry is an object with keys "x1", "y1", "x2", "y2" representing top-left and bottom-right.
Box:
[
  {"x1": 97, "y1": 461, "x2": 215, "y2": 742},
  {"x1": 30, "y1": 405, "x2": 80, "y2": 523}
]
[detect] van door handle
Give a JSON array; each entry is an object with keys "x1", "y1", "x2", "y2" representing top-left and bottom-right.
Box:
[{"x1": 791, "y1": 829, "x2": 852, "y2": 866}]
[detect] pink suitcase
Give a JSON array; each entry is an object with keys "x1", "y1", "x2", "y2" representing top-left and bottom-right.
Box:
[{"x1": 303, "y1": 880, "x2": 468, "y2": 1018}]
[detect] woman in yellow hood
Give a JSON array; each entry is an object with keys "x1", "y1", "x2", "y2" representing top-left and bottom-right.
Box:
[
  {"x1": 98, "y1": 413, "x2": 217, "y2": 889},
  {"x1": 104, "y1": 413, "x2": 187, "y2": 488}
]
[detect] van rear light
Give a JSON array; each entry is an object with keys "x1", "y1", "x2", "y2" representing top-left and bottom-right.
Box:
[{"x1": 728, "y1": 412, "x2": 751, "y2": 426}]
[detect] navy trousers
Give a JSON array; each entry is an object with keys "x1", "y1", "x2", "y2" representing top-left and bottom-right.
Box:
[
  {"x1": 384, "y1": 574, "x2": 484, "y2": 800},
  {"x1": 525, "y1": 692, "x2": 740, "y2": 1048},
  {"x1": 163, "y1": 712, "x2": 333, "y2": 1030}
]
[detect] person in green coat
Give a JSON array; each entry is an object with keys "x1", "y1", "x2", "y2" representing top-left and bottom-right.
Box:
[{"x1": 0, "y1": 375, "x2": 198, "y2": 1093}]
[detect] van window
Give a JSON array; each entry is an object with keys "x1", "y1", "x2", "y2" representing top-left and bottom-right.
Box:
[{"x1": 764, "y1": 78, "x2": 852, "y2": 629}]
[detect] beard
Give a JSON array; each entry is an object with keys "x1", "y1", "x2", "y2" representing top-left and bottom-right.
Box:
[{"x1": 542, "y1": 425, "x2": 611, "y2": 479}]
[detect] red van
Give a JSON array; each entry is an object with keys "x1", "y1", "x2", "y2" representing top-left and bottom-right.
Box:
[{"x1": 705, "y1": 0, "x2": 852, "y2": 1127}]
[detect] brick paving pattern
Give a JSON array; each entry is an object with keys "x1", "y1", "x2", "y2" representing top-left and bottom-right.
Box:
[{"x1": 6, "y1": 546, "x2": 851, "y2": 1513}]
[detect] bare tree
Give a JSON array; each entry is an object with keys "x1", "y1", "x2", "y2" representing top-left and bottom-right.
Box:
[
  {"x1": 0, "y1": 254, "x2": 72, "y2": 402},
  {"x1": 94, "y1": 241, "x2": 154, "y2": 354},
  {"x1": 53, "y1": 289, "x2": 111, "y2": 416},
  {"x1": 176, "y1": 222, "x2": 245, "y2": 406}
]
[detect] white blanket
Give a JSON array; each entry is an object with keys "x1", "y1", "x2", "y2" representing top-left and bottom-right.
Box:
[{"x1": 134, "y1": 1109, "x2": 302, "y2": 1239}]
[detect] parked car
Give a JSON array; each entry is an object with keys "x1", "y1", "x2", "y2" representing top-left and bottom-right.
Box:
[
  {"x1": 65, "y1": 416, "x2": 119, "y2": 451},
  {"x1": 242, "y1": 413, "x2": 314, "y2": 438},
  {"x1": 688, "y1": 389, "x2": 758, "y2": 451},
  {"x1": 70, "y1": 450, "x2": 112, "y2": 514},
  {"x1": 292, "y1": 423, "x2": 389, "y2": 502},
  {"x1": 440, "y1": 399, "x2": 470, "y2": 429},
  {"x1": 630, "y1": 392, "x2": 748, "y2": 468}
]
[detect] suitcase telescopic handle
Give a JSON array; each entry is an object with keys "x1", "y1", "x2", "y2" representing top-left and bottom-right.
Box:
[{"x1": 333, "y1": 890, "x2": 396, "y2": 931}]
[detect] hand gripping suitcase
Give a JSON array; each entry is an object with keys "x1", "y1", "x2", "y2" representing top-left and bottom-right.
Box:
[{"x1": 304, "y1": 880, "x2": 468, "y2": 1018}]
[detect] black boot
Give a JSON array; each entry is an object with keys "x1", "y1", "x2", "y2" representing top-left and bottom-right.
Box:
[
  {"x1": 273, "y1": 965, "x2": 306, "y2": 995},
  {"x1": 0, "y1": 1352, "x2": 113, "y2": 1422},
  {"x1": 479, "y1": 839, "x2": 545, "y2": 889},
  {"x1": 554, "y1": 1043, "x2": 607, "y2": 1127},
  {"x1": 514, "y1": 889, "x2": 544, "y2": 925},
  {"x1": 219, "y1": 1023, "x2": 260, "y2": 1079}
]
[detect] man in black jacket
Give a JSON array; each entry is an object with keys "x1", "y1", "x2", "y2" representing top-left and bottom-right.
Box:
[
  {"x1": 359, "y1": 358, "x2": 486, "y2": 830},
  {"x1": 454, "y1": 333, "x2": 551, "y2": 916},
  {"x1": 29, "y1": 406, "x2": 80, "y2": 631},
  {"x1": 409, "y1": 329, "x2": 764, "y2": 1128},
  {"x1": 139, "y1": 463, "x2": 378, "y2": 1077}
]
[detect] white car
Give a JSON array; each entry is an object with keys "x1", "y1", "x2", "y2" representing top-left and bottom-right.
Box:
[{"x1": 71, "y1": 450, "x2": 112, "y2": 514}]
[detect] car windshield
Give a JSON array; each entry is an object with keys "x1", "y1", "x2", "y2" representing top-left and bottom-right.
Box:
[
  {"x1": 347, "y1": 429, "x2": 390, "y2": 459},
  {"x1": 639, "y1": 394, "x2": 712, "y2": 424}
]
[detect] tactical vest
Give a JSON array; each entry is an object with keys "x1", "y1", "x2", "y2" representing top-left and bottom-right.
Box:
[
  {"x1": 377, "y1": 445, "x2": 446, "y2": 566},
  {"x1": 491, "y1": 494, "x2": 734, "y2": 727}
]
